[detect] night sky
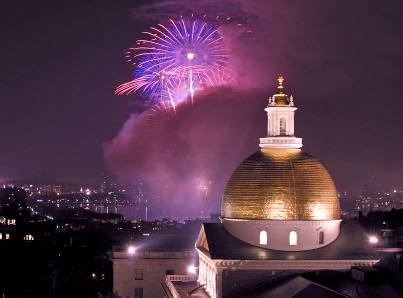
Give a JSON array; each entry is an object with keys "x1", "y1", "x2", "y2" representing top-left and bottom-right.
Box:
[{"x1": 1, "y1": 1, "x2": 403, "y2": 217}]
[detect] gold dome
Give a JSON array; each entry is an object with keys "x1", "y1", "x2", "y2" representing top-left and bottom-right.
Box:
[{"x1": 221, "y1": 148, "x2": 340, "y2": 220}]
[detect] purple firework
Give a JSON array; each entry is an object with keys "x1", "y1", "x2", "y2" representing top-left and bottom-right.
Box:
[{"x1": 116, "y1": 17, "x2": 236, "y2": 109}]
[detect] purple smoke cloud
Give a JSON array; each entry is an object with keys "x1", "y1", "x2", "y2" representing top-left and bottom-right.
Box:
[{"x1": 104, "y1": 88, "x2": 268, "y2": 218}]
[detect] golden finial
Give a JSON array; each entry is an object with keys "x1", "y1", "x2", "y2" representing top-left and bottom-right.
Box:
[{"x1": 277, "y1": 75, "x2": 284, "y2": 94}]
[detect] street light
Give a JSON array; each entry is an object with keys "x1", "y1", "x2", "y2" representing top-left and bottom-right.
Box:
[
  {"x1": 370, "y1": 236, "x2": 378, "y2": 248},
  {"x1": 128, "y1": 246, "x2": 135, "y2": 254},
  {"x1": 188, "y1": 265, "x2": 196, "y2": 275}
]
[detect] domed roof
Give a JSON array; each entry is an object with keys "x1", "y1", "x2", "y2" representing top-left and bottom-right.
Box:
[{"x1": 221, "y1": 148, "x2": 340, "y2": 221}]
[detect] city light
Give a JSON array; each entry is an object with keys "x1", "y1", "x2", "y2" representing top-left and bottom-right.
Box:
[
  {"x1": 128, "y1": 246, "x2": 135, "y2": 254},
  {"x1": 188, "y1": 265, "x2": 196, "y2": 274},
  {"x1": 370, "y1": 236, "x2": 378, "y2": 247}
]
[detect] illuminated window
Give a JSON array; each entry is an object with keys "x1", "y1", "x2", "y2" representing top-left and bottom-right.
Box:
[
  {"x1": 7, "y1": 219, "x2": 15, "y2": 225},
  {"x1": 135, "y1": 269, "x2": 143, "y2": 280},
  {"x1": 0, "y1": 233, "x2": 2, "y2": 240},
  {"x1": 319, "y1": 231, "x2": 324, "y2": 245},
  {"x1": 289, "y1": 231, "x2": 297, "y2": 245},
  {"x1": 280, "y1": 118, "x2": 286, "y2": 135},
  {"x1": 259, "y1": 230, "x2": 267, "y2": 245},
  {"x1": 5, "y1": 234, "x2": 10, "y2": 240},
  {"x1": 24, "y1": 234, "x2": 34, "y2": 241}
]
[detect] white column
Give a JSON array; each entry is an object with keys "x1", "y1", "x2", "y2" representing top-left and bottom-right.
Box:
[
  {"x1": 205, "y1": 264, "x2": 208, "y2": 291},
  {"x1": 204, "y1": 261, "x2": 207, "y2": 285},
  {"x1": 198, "y1": 259, "x2": 203, "y2": 283},
  {"x1": 206, "y1": 266, "x2": 211, "y2": 293},
  {"x1": 208, "y1": 268, "x2": 213, "y2": 296},
  {"x1": 211, "y1": 271, "x2": 216, "y2": 298}
]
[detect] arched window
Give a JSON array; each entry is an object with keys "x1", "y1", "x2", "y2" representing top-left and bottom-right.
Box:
[
  {"x1": 280, "y1": 118, "x2": 286, "y2": 135},
  {"x1": 319, "y1": 231, "x2": 324, "y2": 245},
  {"x1": 259, "y1": 230, "x2": 267, "y2": 245},
  {"x1": 289, "y1": 231, "x2": 297, "y2": 245},
  {"x1": 24, "y1": 234, "x2": 34, "y2": 241}
]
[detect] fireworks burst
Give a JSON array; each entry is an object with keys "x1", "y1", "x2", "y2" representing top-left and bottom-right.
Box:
[
  {"x1": 116, "y1": 17, "x2": 236, "y2": 109},
  {"x1": 143, "y1": 101, "x2": 175, "y2": 132}
]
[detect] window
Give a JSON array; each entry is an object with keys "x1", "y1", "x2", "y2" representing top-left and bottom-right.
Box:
[
  {"x1": 289, "y1": 231, "x2": 297, "y2": 245},
  {"x1": 134, "y1": 287, "x2": 143, "y2": 298},
  {"x1": 166, "y1": 269, "x2": 174, "y2": 275},
  {"x1": 5, "y1": 234, "x2": 9, "y2": 240},
  {"x1": 24, "y1": 234, "x2": 34, "y2": 241},
  {"x1": 280, "y1": 118, "x2": 286, "y2": 135},
  {"x1": 135, "y1": 269, "x2": 143, "y2": 280},
  {"x1": 7, "y1": 219, "x2": 15, "y2": 225},
  {"x1": 259, "y1": 230, "x2": 267, "y2": 245},
  {"x1": 319, "y1": 231, "x2": 324, "y2": 245},
  {"x1": 0, "y1": 233, "x2": 2, "y2": 240}
]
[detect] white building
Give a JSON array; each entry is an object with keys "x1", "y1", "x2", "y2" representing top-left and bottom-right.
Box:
[{"x1": 110, "y1": 235, "x2": 198, "y2": 298}]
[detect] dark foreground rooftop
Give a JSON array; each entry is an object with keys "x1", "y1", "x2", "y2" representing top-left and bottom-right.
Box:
[
  {"x1": 238, "y1": 275, "x2": 349, "y2": 298},
  {"x1": 114, "y1": 234, "x2": 198, "y2": 253}
]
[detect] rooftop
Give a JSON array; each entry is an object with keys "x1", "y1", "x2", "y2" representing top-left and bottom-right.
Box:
[
  {"x1": 111, "y1": 234, "x2": 198, "y2": 259},
  {"x1": 238, "y1": 275, "x2": 348, "y2": 298},
  {"x1": 197, "y1": 220, "x2": 379, "y2": 260}
]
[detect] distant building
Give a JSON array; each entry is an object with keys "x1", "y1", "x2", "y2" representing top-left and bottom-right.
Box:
[{"x1": 110, "y1": 235, "x2": 197, "y2": 298}]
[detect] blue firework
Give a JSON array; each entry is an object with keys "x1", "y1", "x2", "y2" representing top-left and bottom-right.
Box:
[{"x1": 116, "y1": 18, "x2": 235, "y2": 109}]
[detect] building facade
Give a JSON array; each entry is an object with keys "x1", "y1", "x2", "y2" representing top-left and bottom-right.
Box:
[{"x1": 110, "y1": 235, "x2": 197, "y2": 298}]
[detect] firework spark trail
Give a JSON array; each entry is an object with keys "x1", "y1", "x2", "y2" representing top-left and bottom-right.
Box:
[
  {"x1": 144, "y1": 101, "x2": 175, "y2": 132},
  {"x1": 116, "y1": 17, "x2": 236, "y2": 109},
  {"x1": 189, "y1": 70, "x2": 194, "y2": 105},
  {"x1": 167, "y1": 88, "x2": 176, "y2": 114}
]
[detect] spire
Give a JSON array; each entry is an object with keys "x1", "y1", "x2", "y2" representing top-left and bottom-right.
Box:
[
  {"x1": 277, "y1": 75, "x2": 285, "y2": 95},
  {"x1": 272, "y1": 75, "x2": 289, "y2": 105}
]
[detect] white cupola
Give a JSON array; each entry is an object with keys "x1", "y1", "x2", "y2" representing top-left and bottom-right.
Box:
[{"x1": 259, "y1": 75, "x2": 303, "y2": 149}]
